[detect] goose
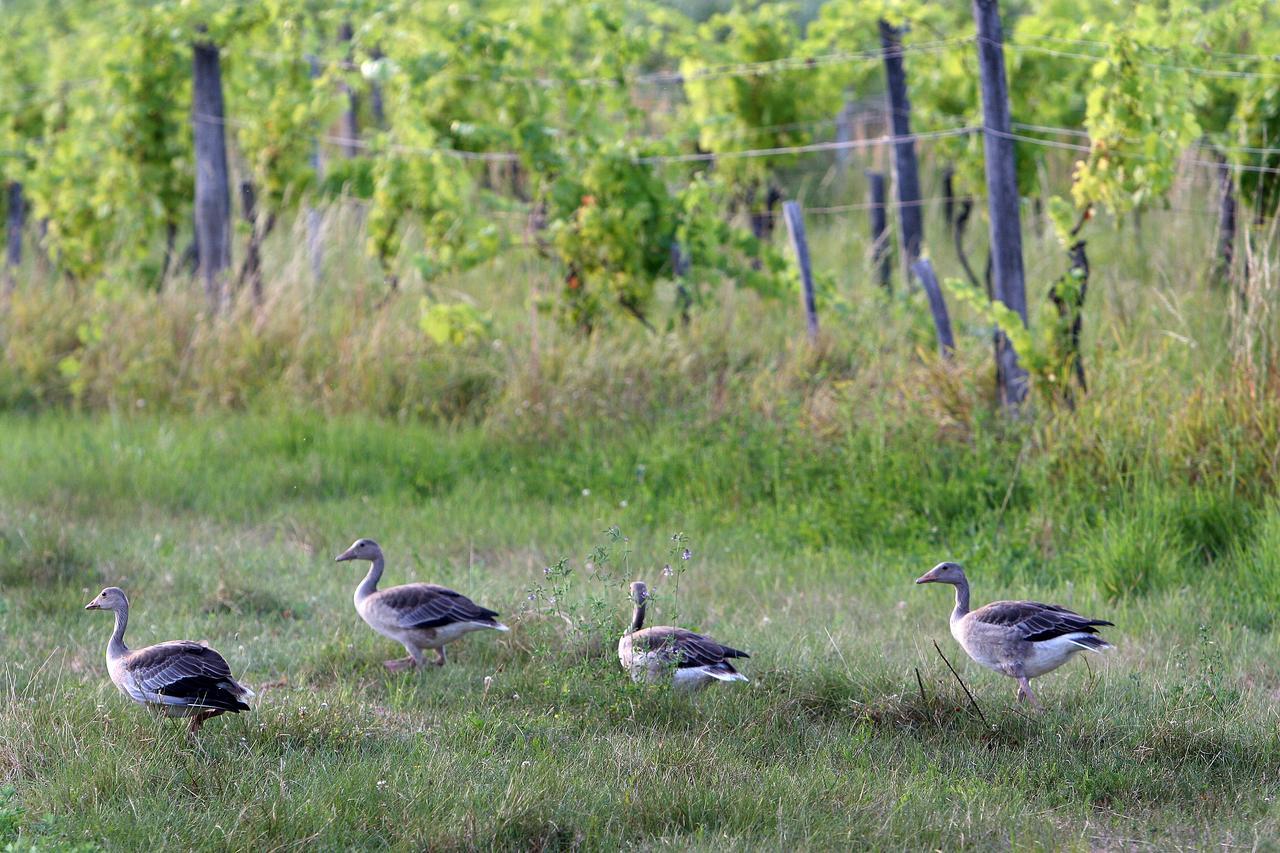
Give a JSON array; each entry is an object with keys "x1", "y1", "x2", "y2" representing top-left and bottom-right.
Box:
[
  {"x1": 335, "y1": 538, "x2": 508, "y2": 671},
  {"x1": 618, "y1": 581, "x2": 749, "y2": 691},
  {"x1": 84, "y1": 587, "x2": 253, "y2": 733},
  {"x1": 914, "y1": 561, "x2": 1113, "y2": 709}
]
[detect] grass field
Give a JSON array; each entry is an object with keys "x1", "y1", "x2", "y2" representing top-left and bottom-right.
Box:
[
  {"x1": 2, "y1": 407, "x2": 1280, "y2": 850},
  {"x1": 3, "y1": 197, "x2": 1280, "y2": 849}
]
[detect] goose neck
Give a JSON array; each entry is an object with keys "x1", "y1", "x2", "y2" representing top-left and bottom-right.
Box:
[
  {"x1": 107, "y1": 605, "x2": 129, "y2": 659},
  {"x1": 628, "y1": 600, "x2": 646, "y2": 635},
  {"x1": 950, "y1": 576, "x2": 971, "y2": 623},
  {"x1": 355, "y1": 555, "x2": 384, "y2": 603}
]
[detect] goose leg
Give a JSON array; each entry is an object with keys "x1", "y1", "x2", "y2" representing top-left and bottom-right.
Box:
[
  {"x1": 188, "y1": 709, "x2": 223, "y2": 734},
  {"x1": 1016, "y1": 675, "x2": 1044, "y2": 711},
  {"x1": 433, "y1": 647, "x2": 447, "y2": 667}
]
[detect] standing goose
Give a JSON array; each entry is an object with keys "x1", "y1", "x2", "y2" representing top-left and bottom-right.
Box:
[
  {"x1": 335, "y1": 538, "x2": 509, "y2": 671},
  {"x1": 618, "y1": 581, "x2": 749, "y2": 691},
  {"x1": 915, "y1": 561, "x2": 1113, "y2": 709},
  {"x1": 84, "y1": 587, "x2": 253, "y2": 733}
]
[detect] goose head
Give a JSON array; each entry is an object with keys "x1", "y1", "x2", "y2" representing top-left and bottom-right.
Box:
[
  {"x1": 336, "y1": 538, "x2": 382, "y2": 563},
  {"x1": 915, "y1": 561, "x2": 966, "y2": 586},
  {"x1": 84, "y1": 586, "x2": 128, "y2": 612},
  {"x1": 629, "y1": 581, "x2": 649, "y2": 606}
]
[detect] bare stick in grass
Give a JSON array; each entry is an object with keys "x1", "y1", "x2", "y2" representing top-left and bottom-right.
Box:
[{"x1": 933, "y1": 639, "x2": 991, "y2": 728}]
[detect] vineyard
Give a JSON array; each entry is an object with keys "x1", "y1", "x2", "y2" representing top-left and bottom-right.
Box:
[{"x1": 4, "y1": 0, "x2": 1280, "y2": 850}]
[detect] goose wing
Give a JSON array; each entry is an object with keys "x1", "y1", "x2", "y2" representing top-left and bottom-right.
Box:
[
  {"x1": 123, "y1": 641, "x2": 251, "y2": 711},
  {"x1": 632, "y1": 627, "x2": 749, "y2": 669},
  {"x1": 970, "y1": 600, "x2": 1113, "y2": 642},
  {"x1": 376, "y1": 584, "x2": 501, "y2": 630}
]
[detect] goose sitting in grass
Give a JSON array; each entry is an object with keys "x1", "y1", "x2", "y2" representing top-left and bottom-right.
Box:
[
  {"x1": 914, "y1": 561, "x2": 1113, "y2": 709},
  {"x1": 618, "y1": 581, "x2": 749, "y2": 691},
  {"x1": 335, "y1": 538, "x2": 509, "y2": 671},
  {"x1": 84, "y1": 587, "x2": 253, "y2": 733}
]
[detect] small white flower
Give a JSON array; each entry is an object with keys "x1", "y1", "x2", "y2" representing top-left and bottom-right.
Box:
[
  {"x1": 581, "y1": 488, "x2": 591, "y2": 497},
  {"x1": 619, "y1": 500, "x2": 628, "y2": 508},
  {"x1": 377, "y1": 780, "x2": 387, "y2": 789},
  {"x1": 662, "y1": 564, "x2": 673, "y2": 577}
]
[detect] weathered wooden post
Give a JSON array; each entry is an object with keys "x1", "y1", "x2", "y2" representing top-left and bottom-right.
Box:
[
  {"x1": 337, "y1": 22, "x2": 360, "y2": 158},
  {"x1": 879, "y1": 19, "x2": 923, "y2": 268},
  {"x1": 307, "y1": 56, "x2": 325, "y2": 283},
  {"x1": 236, "y1": 182, "x2": 266, "y2": 305},
  {"x1": 866, "y1": 170, "x2": 892, "y2": 292},
  {"x1": 783, "y1": 201, "x2": 819, "y2": 343},
  {"x1": 972, "y1": 0, "x2": 1029, "y2": 409},
  {"x1": 911, "y1": 259, "x2": 955, "y2": 359},
  {"x1": 192, "y1": 38, "x2": 232, "y2": 312},
  {"x1": 3, "y1": 181, "x2": 23, "y2": 298},
  {"x1": 670, "y1": 241, "x2": 692, "y2": 325},
  {"x1": 1213, "y1": 149, "x2": 1236, "y2": 286}
]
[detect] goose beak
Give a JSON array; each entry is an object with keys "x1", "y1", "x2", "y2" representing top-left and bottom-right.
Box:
[
  {"x1": 914, "y1": 571, "x2": 937, "y2": 585},
  {"x1": 335, "y1": 547, "x2": 357, "y2": 562},
  {"x1": 84, "y1": 600, "x2": 100, "y2": 610}
]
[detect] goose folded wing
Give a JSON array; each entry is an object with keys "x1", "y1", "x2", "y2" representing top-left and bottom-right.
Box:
[
  {"x1": 126, "y1": 642, "x2": 249, "y2": 710},
  {"x1": 639, "y1": 628, "x2": 749, "y2": 669},
  {"x1": 971, "y1": 600, "x2": 1113, "y2": 642},
  {"x1": 382, "y1": 585, "x2": 500, "y2": 630}
]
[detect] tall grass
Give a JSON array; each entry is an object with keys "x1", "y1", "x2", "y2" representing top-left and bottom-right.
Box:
[{"x1": 2, "y1": 177, "x2": 1280, "y2": 848}]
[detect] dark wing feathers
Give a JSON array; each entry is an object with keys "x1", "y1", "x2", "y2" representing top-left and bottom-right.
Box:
[
  {"x1": 634, "y1": 627, "x2": 748, "y2": 669},
  {"x1": 126, "y1": 642, "x2": 250, "y2": 712},
  {"x1": 972, "y1": 600, "x2": 1113, "y2": 642},
  {"x1": 378, "y1": 584, "x2": 501, "y2": 630}
]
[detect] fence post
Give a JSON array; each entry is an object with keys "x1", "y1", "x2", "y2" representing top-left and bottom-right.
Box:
[
  {"x1": 237, "y1": 182, "x2": 265, "y2": 306},
  {"x1": 972, "y1": 0, "x2": 1029, "y2": 409},
  {"x1": 866, "y1": 170, "x2": 891, "y2": 292},
  {"x1": 783, "y1": 201, "x2": 819, "y2": 343},
  {"x1": 879, "y1": 19, "x2": 923, "y2": 268},
  {"x1": 192, "y1": 38, "x2": 232, "y2": 313},
  {"x1": 911, "y1": 259, "x2": 955, "y2": 359},
  {"x1": 338, "y1": 22, "x2": 360, "y2": 158},
  {"x1": 671, "y1": 241, "x2": 692, "y2": 325},
  {"x1": 3, "y1": 181, "x2": 23, "y2": 298},
  {"x1": 307, "y1": 55, "x2": 325, "y2": 283},
  {"x1": 1213, "y1": 149, "x2": 1236, "y2": 286}
]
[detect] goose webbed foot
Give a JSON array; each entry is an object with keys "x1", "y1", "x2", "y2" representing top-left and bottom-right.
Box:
[
  {"x1": 432, "y1": 648, "x2": 447, "y2": 667},
  {"x1": 384, "y1": 656, "x2": 417, "y2": 672}
]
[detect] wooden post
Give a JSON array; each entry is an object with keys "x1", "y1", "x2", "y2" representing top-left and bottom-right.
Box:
[
  {"x1": 879, "y1": 19, "x2": 923, "y2": 266},
  {"x1": 369, "y1": 46, "x2": 387, "y2": 129},
  {"x1": 835, "y1": 100, "x2": 855, "y2": 174},
  {"x1": 783, "y1": 201, "x2": 819, "y2": 343},
  {"x1": 670, "y1": 241, "x2": 692, "y2": 325},
  {"x1": 337, "y1": 22, "x2": 360, "y2": 158},
  {"x1": 972, "y1": 0, "x2": 1029, "y2": 409},
  {"x1": 866, "y1": 170, "x2": 891, "y2": 291},
  {"x1": 911, "y1": 259, "x2": 955, "y2": 359},
  {"x1": 1213, "y1": 149, "x2": 1236, "y2": 286},
  {"x1": 4, "y1": 181, "x2": 23, "y2": 298},
  {"x1": 1048, "y1": 240, "x2": 1089, "y2": 407},
  {"x1": 236, "y1": 182, "x2": 265, "y2": 305},
  {"x1": 307, "y1": 55, "x2": 325, "y2": 283},
  {"x1": 192, "y1": 39, "x2": 231, "y2": 312}
]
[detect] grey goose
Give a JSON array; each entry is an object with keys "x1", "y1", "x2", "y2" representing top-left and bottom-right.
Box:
[
  {"x1": 915, "y1": 561, "x2": 1113, "y2": 709},
  {"x1": 618, "y1": 581, "x2": 749, "y2": 691},
  {"x1": 335, "y1": 538, "x2": 508, "y2": 671},
  {"x1": 84, "y1": 587, "x2": 253, "y2": 733}
]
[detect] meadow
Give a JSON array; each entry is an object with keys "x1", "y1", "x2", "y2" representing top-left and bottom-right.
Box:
[{"x1": 2, "y1": 187, "x2": 1280, "y2": 850}]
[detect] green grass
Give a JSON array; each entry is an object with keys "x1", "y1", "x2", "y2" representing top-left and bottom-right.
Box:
[
  {"x1": 2, "y1": 184, "x2": 1280, "y2": 848},
  {"x1": 1, "y1": 411, "x2": 1279, "y2": 851}
]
